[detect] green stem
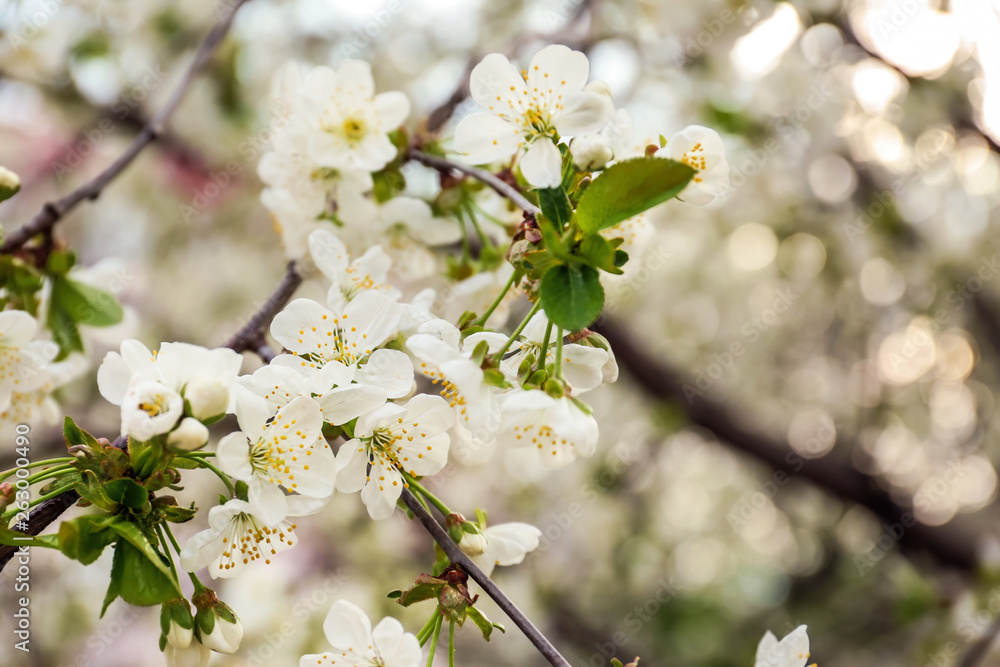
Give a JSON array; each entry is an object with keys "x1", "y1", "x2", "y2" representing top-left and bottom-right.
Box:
[
  {"x1": 155, "y1": 523, "x2": 179, "y2": 582},
  {"x1": 182, "y1": 455, "x2": 235, "y2": 496},
  {"x1": 536, "y1": 320, "x2": 554, "y2": 373},
  {"x1": 25, "y1": 464, "x2": 75, "y2": 486},
  {"x1": 463, "y1": 199, "x2": 494, "y2": 251},
  {"x1": 448, "y1": 619, "x2": 456, "y2": 667},
  {"x1": 404, "y1": 474, "x2": 451, "y2": 517},
  {"x1": 473, "y1": 271, "x2": 517, "y2": 326},
  {"x1": 426, "y1": 614, "x2": 444, "y2": 667},
  {"x1": 495, "y1": 300, "x2": 543, "y2": 359},
  {"x1": 417, "y1": 611, "x2": 440, "y2": 646},
  {"x1": 554, "y1": 327, "x2": 565, "y2": 380},
  {"x1": 3, "y1": 483, "x2": 75, "y2": 520},
  {"x1": 0, "y1": 457, "x2": 74, "y2": 481}
]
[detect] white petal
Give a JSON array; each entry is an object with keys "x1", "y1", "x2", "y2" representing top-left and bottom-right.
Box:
[
  {"x1": 318, "y1": 384, "x2": 387, "y2": 425},
  {"x1": 248, "y1": 478, "x2": 288, "y2": 525},
  {"x1": 469, "y1": 52, "x2": 529, "y2": 111},
  {"x1": 178, "y1": 528, "x2": 224, "y2": 573},
  {"x1": 342, "y1": 290, "x2": 402, "y2": 350},
  {"x1": 454, "y1": 113, "x2": 523, "y2": 164},
  {"x1": 361, "y1": 460, "x2": 403, "y2": 520},
  {"x1": 355, "y1": 349, "x2": 413, "y2": 399},
  {"x1": 527, "y1": 44, "x2": 590, "y2": 98},
  {"x1": 0, "y1": 310, "x2": 37, "y2": 347},
  {"x1": 216, "y1": 432, "x2": 253, "y2": 480},
  {"x1": 336, "y1": 60, "x2": 375, "y2": 98},
  {"x1": 322, "y1": 600, "x2": 373, "y2": 650},
  {"x1": 309, "y1": 229, "x2": 351, "y2": 283},
  {"x1": 485, "y1": 522, "x2": 542, "y2": 566},
  {"x1": 96, "y1": 352, "x2": 130, "y2": 405},
  {"x1": 335, "y1": 440, "x2": 368, "y2": 493},
  {"x1": 519, "y1": 140, "x2": 563, "y2": 189},
  {"x1": 374, "y1": 90, "x2": 410, "y2": 129},
  {"x1": 555, "y1": 91, "x2": 615, "y2": 136}
]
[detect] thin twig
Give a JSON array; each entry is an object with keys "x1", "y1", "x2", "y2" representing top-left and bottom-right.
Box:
[
  {"x1": 0, "y1": 0, "x2": 252, "y2": 254},
  {"x1": 408, "y1": 150, "x2": 540, "y2": 216},
  {"x1": 223, "y1": 261, "x2": 302, "y2": 354},
  {"x1": 399, "y1": 488, "x2": 572, "y2": 667}
]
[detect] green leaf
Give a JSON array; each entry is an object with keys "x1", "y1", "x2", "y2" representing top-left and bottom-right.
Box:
[
  {"x1": 576, "y1": 235, "x2": 623, "y2": 275},
  {"x1": 107, "y1": 519, "x2": 180, "y2": 595},
  {"x1": 102, "y1": 537, "x2": 179, "y2": 615},
  {"x1": 47, "y1": 289, "x2": 84, "y2": 361},
  {"x1": 54, "y1": 276, "x2": 124, "y2": 327},
  {"x1": 74, "y1": 470, "x2": 119, "y2": 512},
  {"x1": 104, "y1": 478, "x2": 149, "y2": 509},
  {"x1": 536, "y1": 187, "x2": 573, "y2": 231},
  {"x1": 575, "y1": 157, "x2": 695, "y2": 234},
  {"x1": 63, "y1": 416, "x2": 100, "y2": 449},
  {"x1": 540, "y1": 264, "x2": 605, "y2": 332},
  {"x1": 58, "y1": 514, "x2": 118, "y2": 565}
]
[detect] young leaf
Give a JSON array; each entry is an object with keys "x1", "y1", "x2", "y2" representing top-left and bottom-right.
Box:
[
  {"x1": 536, "y1": 187, "x2": 573, "y2": 231},
  {"x1": 104, "y1": 478, "x2": 150, "y2": 509},
  {"x1": 540, "y1": 264, "x2": 605, "y2": 332},
  {"x1": 102, "y1": 538, "x2": 180, "y2": 615},
  {"x1": 575, "y1": 157, "x2": 695, "y2": 234},
  {"x1": 576, "y1": 235, "x2": 624, "y2": 275},
  {"x1": 58, "y1": 514, "x2": 119, "y2": 564},
  {"x1": 107, "y1": 519, "x2": 181, "y2": 595}
]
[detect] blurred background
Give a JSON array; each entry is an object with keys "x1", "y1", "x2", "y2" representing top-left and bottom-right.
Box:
[{"x1": 3, "y1": 0, "x2": 1000, "y2": 665}]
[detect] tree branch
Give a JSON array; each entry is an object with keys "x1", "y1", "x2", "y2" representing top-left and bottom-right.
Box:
[
  {"x1": 0, "y1": 0, "x2": 252, "y2": 254},
  {"x1": 594, "y1": 318, "x2": 980, "y2": 572},
  {"x1": 399, "y1": 488, "x2": 572, "y2": 667},
  {"x1": 407, "y1": 150, "x2": 539, "y2": 216},
  {"x1": 223, "y1": 261, "x2": 302, "y2": 354}
]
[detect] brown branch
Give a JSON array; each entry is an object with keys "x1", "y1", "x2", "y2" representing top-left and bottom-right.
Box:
[
  {"x1": 408, "y1": 149, "x2": 539, "y2": 216},
  {"x1": 399, "y1": 488, "x2": 572, "y2": 667},
  {"x1": 594, "y1": 318, "x2": 979, "y2": 572},
  {"x1": 223, "y1": 261, "x2": 302, "y2": 354},
  {"x1": 0, "y1": 0, "x2": 252, "y2": 254}
]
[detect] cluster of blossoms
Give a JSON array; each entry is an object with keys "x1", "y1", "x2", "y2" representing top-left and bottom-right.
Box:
[{"x1": 0, "y1": 41, "x2": 777, "y2": 667}]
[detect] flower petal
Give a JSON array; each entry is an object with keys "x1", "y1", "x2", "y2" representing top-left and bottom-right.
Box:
[
  {"x1": 322, "y1": 600, "x2": 372, "y2": 650},
  {"x1": 454, "y1": 113, "x2": 523, "y2": 164},
  {"x1": 519, "y1": 140, "x2": 563, "y2": 188}
]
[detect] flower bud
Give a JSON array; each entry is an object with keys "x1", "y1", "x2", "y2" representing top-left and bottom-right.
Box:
[
  {"x1": 570, "y1": 134, "x2": 614, "y2": 171},
  {"x1": 184, "y1": 376, "x2": 230, "y2": 421},
  {"x1": 163, "y1": 642, "x2": 211, "y2": 667},
  {"x1": 0, "y1": 166, "x2": 20, "y2": 203},
  {"x1": 577, "y1": 331, "x2": 619, "y2": 383},
  {"x1": 167, "y1": 418, "x2": 210, "y2": 452},
  {"x1": 192, "y1": 588, "x2": 243, "y2": 655},
  {"x1": 447, "y1": 513, "x2": 488, "y2": 557},
  {"x1": 160, "y1": 598, "x2": 195, "y2": 649}
]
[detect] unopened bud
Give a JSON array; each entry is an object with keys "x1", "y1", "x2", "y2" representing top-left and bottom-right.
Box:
[
  {"x1": 167, "y1": 418, "x2": 210, "y2": 452},
  {"x1": 570, "y1": 134, "x2": 614, "y2": 171},
  {"x1": 184, "y1": 376, "x2": 229, "y2": 421},
  {"x1": 0, "y1": 166, "x2": 20, "y2": 203},
  {"x1": 192, "y1": 589, "x2": 243, "y2": 655}
]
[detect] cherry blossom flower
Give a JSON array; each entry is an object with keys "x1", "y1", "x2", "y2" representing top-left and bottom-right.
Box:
[
  {"x1": 270, "y1": 292, "x2": 413, "y2": 399},
  {"x1": 755, "y1": 626, "x2": 814, "y2": 667},
  {"x1": 0, "y1": 311, "x2": 58, "y2": 414},
  {"x1": 493, "y1": 310, "x2": 611, "y2": 393},
  {"x1": 307, "y1": 228, "x2": 399, "y2": 313},
  {"x1": 336, "y1": 394, "x2": 453, "y2": 520},
  {"x1": 374, "y1": 197, "x2": 463, "y2": 279},
  {"x1": 235, "y1": 361, "x2": 386, "y2": 427},
  {"x1": 655, "y1": 125, "x2": 730, "y2": 206},
  {"x1": 97, "y1": 340, "x2": 243, "y2": 439},
  {"x1": 496, "y1": 389, "x2": 598, "y2": 468},
  {"x1": 466, "y1": 522, "x2": 542, "y2": 577},
  {"x1": 454, "y1": 44, "x2": 614, "y2": 188},
  {"x1": 297, "y1": 60, "x2": 410, "y2": 172},
  {"x1": 180, "y1": 495, "x2": 326, "y2": 578},
  {"x1": 299, "y1": 600, "x2": 422, "y2": 667},
  {"x1": 216, "y1": 394, "x2": 333, "y2": 523}
]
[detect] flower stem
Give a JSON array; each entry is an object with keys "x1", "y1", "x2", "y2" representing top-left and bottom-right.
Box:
[
  {"x1": 473, "y1": 272, "x2": 517, "y2": 326},
  {"x1": 457, "y1": 208, "x2": 472, "y2": 262},
  {"x1": 495, "y1": 300, "x2": 542, "y2": 359},
  {"x1": 448, "y1": 619, "x2": 456, "y2": 667},
  {"x1": 554, "y1": 327, "x2": 564, "y2": 380},
  {"x1": 25, "y1": 464, "x2": 75, "y2": 486},
  {"x1": 404, "y1": 474, "x2": 451, "y2": 516},
  {"x1": 416, "y1": 611, "x2": 439, "y2": 646},
  {"x1": 536, "y1": 320, "x2": 554, "y2": 373},
  {"x1": 425, "y1": 614, "x2": 444, "y2": 666},
  {"x1": 0, "y1": 457, "x2": 74, "y2": 481},
  {"x1": 463, "y1": 199, "x2": 494, "y2": 251},
  {"x1": 181, "y1": 455, "x2": 235, "y2": 496},
  {"x1": 155, "y1": 523, "x2": 179, "y2": 583}
]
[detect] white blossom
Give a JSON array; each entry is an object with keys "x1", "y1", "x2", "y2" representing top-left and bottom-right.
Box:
[
  {"x1": 755, "y1": 626, "x2": 813, "y2": 667},
  {"x1": 497, "y1": 390, "x2": 598, "y2": 468},
  {"x1": 166, "y1": 417, "x2": 209, "y2": 452},
  {"x1": 216, "y1": 394, "x2": 333, "y2": 523},
  {"x1": 307, "y1": 228, "x2": 399, "y2": 313},
  {"x1": 336, "y1": 394, "x2": 453, "y2": 520},
  {"x1": 454, "y1": 44, "x2": 614, "y2": 188},
  {"x1": 655, "y1": 125, "x2": 730, "y2": 206},
  {"x1": 468, "y1": 522, "x2": 542, "y2": 577},
  {"x1": 299, "y1": 600, "x2": 421, "y2": 667}
]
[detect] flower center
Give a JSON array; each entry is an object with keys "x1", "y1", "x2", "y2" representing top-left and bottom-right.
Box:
[
  {"x1": 138, "y1": 393, "x2": 170, "y2": 417},
  {"x1": 218, "y1": 513, "x2": 297, "y2": 571},
  {"x1": 340, "y1": 117, "x2": 367, "y2": 143},
  {"x1": 679, "y1": 143, "x2": 708, "y2": 174}
]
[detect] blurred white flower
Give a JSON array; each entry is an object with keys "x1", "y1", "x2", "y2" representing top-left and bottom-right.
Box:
[
  {"x1": 497, "y1": 390, "x2": 598, "y2": 468},
  {"x1": 299, "y1": 600, "x2": 421, "y2": 667},
  {"x1": 180, "y1": 495, "x2": 325, "y2": 578},
  {"x1": 217, "y1": 394, "x2": 333, "y2": 523},
  {"x1": 455, "y1": 44, "x2": 614, "y2": 188},
  {"x1": 0, "y1": 311, "x2": 57, "y2": 412},
  {"x1": 469, "y1": 522, "x2": 542, "y2": 576},
  {"x1": 655, "y1": 125, "x2": 730, "y2": 206},
  {"x1": 270, "y1": 293, "x2": 413, "y2": 399},
  {"x1": 755, "y1": 625, "x2": 814, "y2": 667},
  {"x1": 375, "y1": 197, "x2": 463, "y2": 279},
  {"x1": 336, "y1": 394, "x2": 454, "y2": 520},
  {"x1": 163, "y1": 642, "x2": 210, "y2": 667},
  {"x1": 297, "y1": 60, "x2": 410, "y2": 172}
]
